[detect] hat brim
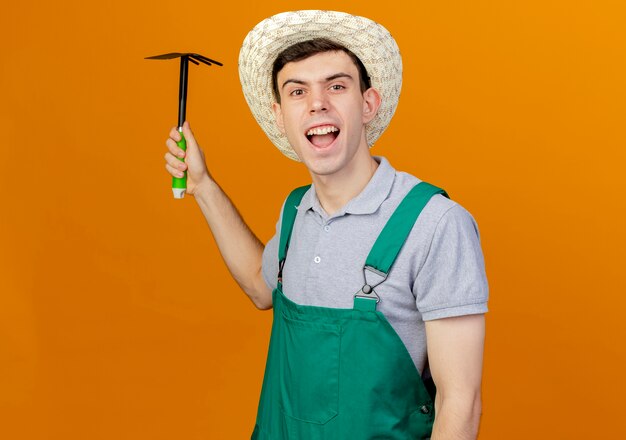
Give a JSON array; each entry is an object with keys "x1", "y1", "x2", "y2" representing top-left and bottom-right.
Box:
[{"x1": 238, "y1": 10, "x2": 403, "y2": 161}]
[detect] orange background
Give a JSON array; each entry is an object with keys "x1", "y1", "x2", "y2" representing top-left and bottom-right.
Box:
[{"x1": 1, "y1": 0, "x2": 625, "y2": 438}]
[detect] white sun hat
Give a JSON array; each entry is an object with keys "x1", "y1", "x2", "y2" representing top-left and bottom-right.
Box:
[{"x1": 238, "y1": 10, "x2": 403, "y2": 161}]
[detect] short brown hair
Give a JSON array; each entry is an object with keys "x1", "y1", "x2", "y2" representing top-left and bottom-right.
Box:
[{"x1": 271, "y1": 38, "x2": 372, "y2": 103}]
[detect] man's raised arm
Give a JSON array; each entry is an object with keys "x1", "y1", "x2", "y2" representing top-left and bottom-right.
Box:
[{"x1": 163, "y1": 121, "x2": 273, "y2": 310}]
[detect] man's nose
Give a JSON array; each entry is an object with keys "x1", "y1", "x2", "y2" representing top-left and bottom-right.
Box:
[{"x1": 309, "y1": 90, "x2": 328, "y2": 113}]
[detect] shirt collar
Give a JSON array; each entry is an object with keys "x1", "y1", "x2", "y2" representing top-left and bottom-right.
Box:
[{"x1": 298, "y1": 156, "x2": 396, "y2": 218}]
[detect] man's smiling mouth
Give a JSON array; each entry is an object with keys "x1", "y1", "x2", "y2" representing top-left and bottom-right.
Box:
[{"x1": 306, "y1": 125, "x2": 340, "y2": 148}]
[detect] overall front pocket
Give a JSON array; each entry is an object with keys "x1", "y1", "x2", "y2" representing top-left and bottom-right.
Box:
[{"x1": 279, "y1": 313, "x2": 341, "y2": 424}]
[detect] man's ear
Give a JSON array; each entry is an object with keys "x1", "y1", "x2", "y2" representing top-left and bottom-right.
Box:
[
  {"x1": 362, "y1": 88, "x2": 382, "y2": 124},
  {"x1": 272, "y1": 102, "x2": 285, "y2": 134}
]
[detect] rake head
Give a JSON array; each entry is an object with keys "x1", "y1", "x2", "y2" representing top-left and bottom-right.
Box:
[
  {"x1": 145, "y1": 52, "x2": 223, "y2": 127},
  {"x1": 145, "y1": 52, "x2": 223, "y2": 67}
]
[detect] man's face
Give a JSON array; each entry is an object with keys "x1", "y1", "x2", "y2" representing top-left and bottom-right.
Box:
[{"x1": 272, "y1": 51, "x2": 380, "y2": 178}]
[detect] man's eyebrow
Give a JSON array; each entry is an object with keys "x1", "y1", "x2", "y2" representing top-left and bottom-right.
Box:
[
  {"x1": 281, "y1": 73, "x2": 354, "y2": 90},
  {"x1": 325, "y1": 72, "x2": 354, "y2": 82},
  {"x1": 281, "y1": 79, "x2": 306, "y2": 90}
]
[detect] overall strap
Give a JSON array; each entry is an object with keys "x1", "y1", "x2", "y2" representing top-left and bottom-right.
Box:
[
  {"x1": 277, "y1": 185, "x2": 311, "y2": 282},
  {"x1": 354, "y1": 182, "x2": 449, "y2": 311}
]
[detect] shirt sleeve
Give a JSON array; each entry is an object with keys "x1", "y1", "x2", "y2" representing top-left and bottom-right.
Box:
[
  {"x1": 414, "y1": 203, "x2": 489, "y2": 321},
  {"x1": 261, "y1": 199, "x2": 286, "y2": 292}
]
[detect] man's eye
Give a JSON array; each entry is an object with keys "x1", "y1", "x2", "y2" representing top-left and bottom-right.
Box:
[
  {"x1": 290, "y1": 89, "x2": 304, "y2": 96},
  {"x1": 330, "y1": 84, "x2": 345, "y2": 90}
]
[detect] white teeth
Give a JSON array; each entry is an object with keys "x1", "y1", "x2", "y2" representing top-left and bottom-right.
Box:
[{"x1": 306, "y1": 126, "x2": 339, "y2": 136}]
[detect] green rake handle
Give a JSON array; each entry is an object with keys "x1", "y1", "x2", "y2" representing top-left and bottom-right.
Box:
[{"x1": 172, "y1": 128, "x2": 187, "y2": 199}]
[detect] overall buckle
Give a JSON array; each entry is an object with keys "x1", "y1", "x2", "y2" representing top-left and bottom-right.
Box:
[
  {"x1": 353, "y1": 265, "x2": 388, "y2": 304},
  {"x1": 354, "y1": 283, "x2": 381, "y2": 303}
]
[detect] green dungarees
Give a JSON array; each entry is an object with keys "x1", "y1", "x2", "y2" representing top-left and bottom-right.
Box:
[{"x1": 251, "y1": 182, "x2": 449, "y2": 439}]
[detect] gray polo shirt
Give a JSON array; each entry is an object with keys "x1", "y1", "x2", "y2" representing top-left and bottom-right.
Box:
[{"x1": 262, "y1": 156, "x2": 489, "y2": 375}]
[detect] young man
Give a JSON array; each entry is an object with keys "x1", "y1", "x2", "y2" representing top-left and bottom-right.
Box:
[{"x1": 164, "y1": 10, "x2": 488, "y2": 439}]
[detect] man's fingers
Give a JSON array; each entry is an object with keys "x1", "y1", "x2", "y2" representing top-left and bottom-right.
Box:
[
  {"x1": 164, "y1": 152, "x2": 187, "y2": 176},
  {"x1": 169, "y1": 126, "x2": 181, "y2": 142},
  {"x1": 164, "y1": 151, "x2": 187, "y2": 169},
  {"x1": 165, "y1": 162, "x2": 186, "y2": 178},
  {"x1": 164, "y1": 120, "x2": 209, "y2": 182},
  {"x1": 165, "y1": 138, "x2": 186, "y2": 158}
]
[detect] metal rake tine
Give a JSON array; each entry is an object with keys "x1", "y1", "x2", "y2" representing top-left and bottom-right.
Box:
[
  {"x1": 189, "y1": 55, "x2": 213, "y2": 67},
  {"x1": 192, "y1": 53, "x2": 223, "y2": 66}
]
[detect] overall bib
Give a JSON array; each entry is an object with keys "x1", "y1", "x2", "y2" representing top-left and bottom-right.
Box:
[{"x1": 252, "y1": 182, "x2": 449, "y2": 440}]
